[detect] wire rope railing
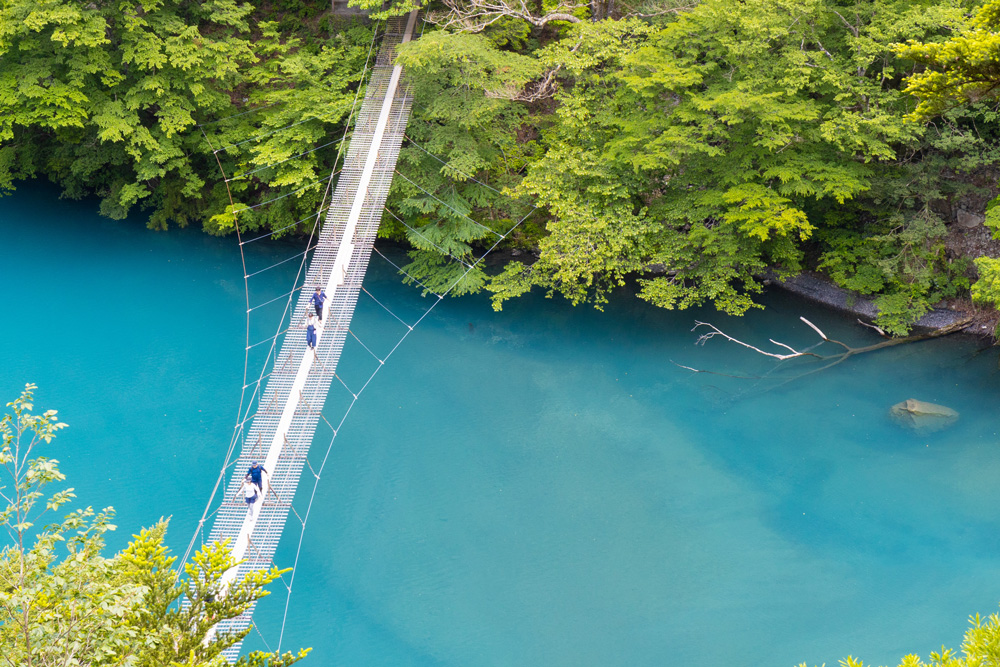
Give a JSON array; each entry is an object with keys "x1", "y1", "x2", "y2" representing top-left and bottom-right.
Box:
[
  {"x1": 214, "y1": 102, "x2": 354, "y2": 153},
  {"x1": 233, "y1": 180, "x2": 326, "y2": 215},
  {"x1": 393, "y1": 170, "x2": 504, "y2": 238},
  {"x1": 182, "y1": 10, "x2": 547, "y2": 661},
  {"x1": 177, "y1": 15, "x2": 385, "y2": 584},
  {"x1": 227, "y1": 142, "x2": 344, "y2": 182},
  {"x1": 382, "y1": 206, "x2": 475, "y2": 269},
  {"x1": 244, "y1": 245, "x2": 317, "y2": 280},
  {"x1": 273, "y1": 204, "x2": 536, "y2": 651},
  {"x1": 403, "y1": 133, "x2": 511, "y2": 198},
  {"x1": 371, "y1": 245, "x2": 441, "y2": 296},
  {"x1": 197, "y1": 101, "x2": 286, "y2": 128}
]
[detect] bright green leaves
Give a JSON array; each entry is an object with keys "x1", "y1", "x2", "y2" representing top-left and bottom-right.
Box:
[
  {"x1": 898, "y1": 0, "x2": 1000, "y2": 119},
  {"x1": 396, "y1": 31, "x2": 541, "y2": 130},
  {"x1": 972, "y1": 201, "x2": 1000, "y2": 322},
  {"x1": 0, "y1": 0, "x2": 270, "y2": 229},
  {"x1": 0, "y1": 383, "x2": 70, "y2": 536},
  {"x1": 385, "y1": 26, "x2": 537, "y2": 296},
  {"x1": 801, "y1": 607, "x2": 1000, "y2": 667},
  {"x1": 92, "y1": 99, "x2": 135, "y2": 143},
  {"x1": 0, "y1": 387, "x2": 309, "y2": 667},
  {"x1": 476, "y1": 0, "x2": 975, "y2": 328},
  {"x1": 720, "y1": 184, "x2": 814, "y2": 242},
  {"x1": 899, "y1": 0, "x2": 1000, "y2": 331},
  {"x1": 198, "y1": 0, "x2": 253, "y2": 30},
  {"x1": 200, "y1": 21, "x2": 372, "y2": 236},
  {"x1": 1, "y1": 507, "x2": 145, "y2": 667},
  {"x1": 0, "y1": 0, "x2": 376, "y2": 235},
  {"x1": 102, "y1": 0, "x2": 255, "y2": 219},
  {"x1": 482, "y1": 4, "x2": 840, "y2": 314},
  {"x1": 347, "y1": 0, "x2": 420, "y2": 21},
  {"x1": 0, "y1": 0, "x2": 107, "y2": 142},
  {"x1": 816, "y1": 205, "x2": 966, "y2": 335},
  {"x1": 0, "y1": 0, "x2": 109, "y2": 51},
  {"x1": 395, "y1": 26, "x2": 534, "y2": 151},
  {"x1": 503, "y1": 201, "x2": 651, "y2": 309},
  {"x1": 0, "y1": 0, "x2": 991, "y2": 331}
]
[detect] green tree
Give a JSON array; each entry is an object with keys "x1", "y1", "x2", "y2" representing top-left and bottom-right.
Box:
[
  {"x1": 0, "y1": 0, "x2": 373, "y2": 235},
  {"x1": 502, "y1": 1, "x2": 964, "y2": 323},
  {"x1": 396, "y1": 0, "x2": 979, "y2": 332},
  {"x1": 897, "y1": 0, "x2": 1000, "y2": 120},
  {"x1": 390, "y1": 28, "x2": 540, "y2": 294},
  {"x1": 0, "y1": 0, "x2": 256, "y2": 226},
  {"x1": 898, "y1": 0, "x2": 1000, "y2": 326},
  {"x1": 203, "y1": 19, "x2": 376, "y2": 236},
  {"x1": 0, "y1": 383, "x2": 308, "y2": 666},
  {"x1": 797, "y1": 606, "x2": 1000, "y2": 666}
]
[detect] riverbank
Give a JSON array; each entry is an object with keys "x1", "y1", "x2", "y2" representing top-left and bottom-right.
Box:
[{"x1": 765, "y1": 270, "x2": 996, "y2": 338}]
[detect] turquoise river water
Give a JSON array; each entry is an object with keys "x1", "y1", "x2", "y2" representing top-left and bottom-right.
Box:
[{"x1": 4, "y1": 184, "x2": 1000, "y2": 666}]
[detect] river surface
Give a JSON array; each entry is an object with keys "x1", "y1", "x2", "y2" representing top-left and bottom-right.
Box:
[{"x1": 3, "y1": 184, "x2": 1000, "y2": 666}]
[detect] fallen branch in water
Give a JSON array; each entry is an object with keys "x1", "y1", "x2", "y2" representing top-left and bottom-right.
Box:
[
  {"x1": 692, "y1": 319, "x2": 832, "y2": 360},
  {"x1": 678, "y1": 316, "x2": 974, "y2": 382}
]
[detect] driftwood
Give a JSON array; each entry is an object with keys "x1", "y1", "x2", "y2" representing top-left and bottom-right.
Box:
[{"x1": 674, "y1": 316, "x2": 974, "y2": 384}]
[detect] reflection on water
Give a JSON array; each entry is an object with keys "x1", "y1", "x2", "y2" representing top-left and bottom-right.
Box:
[{"x1": 2, "y1": 185, "x2": 1000, "y2": 667}]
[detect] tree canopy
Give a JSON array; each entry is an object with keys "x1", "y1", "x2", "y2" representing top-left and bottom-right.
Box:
[
  {"x1": 898, "y1": 0, "x2": 1000, "y2": 320},
  {"x1": 387, "y1": 0, "x2": 994, "y2": 333},
  {"x1": 0, "y1": 383, "x2": 308, "y2": 667},
  {"x1": 0, "y1": 0, "x2": 373, "y2": 235},
  {"x1": 2, "y1": 0, "x2": 999, "y2": 333},
  {"x1": 797, "y1": 607, "x2": 1000, "y2": 666}
]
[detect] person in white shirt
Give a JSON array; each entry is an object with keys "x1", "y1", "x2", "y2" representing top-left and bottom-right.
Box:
[
  {"x1": 303, "y1": 312, "x2": 320, "y2": 350},
  {"x1": 237, "y1": 473, "x2": 259, "y2": 514}
]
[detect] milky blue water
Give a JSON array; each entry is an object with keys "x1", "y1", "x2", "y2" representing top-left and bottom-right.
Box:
[{"x1": 4, "y1": 184, "x2": 1000, "y2": 666}]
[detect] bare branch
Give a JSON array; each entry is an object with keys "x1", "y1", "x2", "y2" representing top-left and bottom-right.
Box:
[
  {"x1": 485, "y1": 65, "x2": 563, "y2": 101},
  {"x1": 682, "y1": 316, "x2": 974, "y2": 391},
  {"x1": 856, "y1": 318, "x2": 888, "y2": 337},
  {"x1": 798, "y1": 316, "x2": 851, "y2": 351},
  {"x1": 799, "y1": 316, "x2": 827, "y2": 340},
  {"x1": 483, "y1": 36, "x2": 582, "y2": 102},
  {"x1": 768, "y1": 339, "x2": 800, "y2": 355},
  {"x1": 427, "y1": 0, "x2": 586, "y2": 32},
  {"x1": 670, "y1": 360, "x2": 762, "y2": 380},
  {"x1": 830, "y1": 8, "x2": 859, "y2": 37},
  {"x1": 692, "y1": 321, "x2": 825, "y2": 360}
]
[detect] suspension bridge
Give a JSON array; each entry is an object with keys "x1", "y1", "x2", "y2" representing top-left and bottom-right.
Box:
[
  {"x1": 194, "y1": 10, "x2": 421, "y2": 659},
  {"x1": 182, "y1": 6, "x2": 534, "y2": 658}
]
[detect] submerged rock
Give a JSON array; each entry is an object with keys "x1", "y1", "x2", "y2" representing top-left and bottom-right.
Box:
[{"x1": 889, "y1": 399, "x2": 959, "y2": 431}]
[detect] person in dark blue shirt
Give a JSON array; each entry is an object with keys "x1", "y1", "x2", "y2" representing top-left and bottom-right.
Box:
[
  {"x1": 247, "y1": 461, "x2": 267, "y2": 492},
  {"x1": 310, "y1": 287, "x2": 327, "y2": 320}
]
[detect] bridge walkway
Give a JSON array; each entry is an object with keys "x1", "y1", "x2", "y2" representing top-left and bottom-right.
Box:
[{"x1": 200, "y1": 11, "x2": 421, "y2": 660}]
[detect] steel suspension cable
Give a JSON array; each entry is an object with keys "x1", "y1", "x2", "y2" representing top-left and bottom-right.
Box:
[
  {"x1": 393, "y1": 170, "x2": 504, "y2": 238},
  {"x1": 178, "y1": 18, "x2": 385, "y2": 578}
]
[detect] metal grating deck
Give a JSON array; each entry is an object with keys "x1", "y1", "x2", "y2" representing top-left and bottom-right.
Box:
[{"x1": 199, "y1": 12, "x2": 421, "y2": 660}]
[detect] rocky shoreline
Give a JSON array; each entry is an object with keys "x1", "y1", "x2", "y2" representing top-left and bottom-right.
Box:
[{"x1": 765, "y1": 271, "x2": 987, "y2": 334}]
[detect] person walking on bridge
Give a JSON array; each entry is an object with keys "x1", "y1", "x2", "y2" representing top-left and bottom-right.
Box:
[
  {"x1": 303, "y1": 311, "x2": 320, "y2": 350},
  {"x1": 247, "y1": 461, "x2": 268, "y2": 493},
  {"x1": 237, "y1": 473, "x2": 259, "y2": 514},
  {"x1": 310, "y1": 287, "x2": 327, "y2": 320}
]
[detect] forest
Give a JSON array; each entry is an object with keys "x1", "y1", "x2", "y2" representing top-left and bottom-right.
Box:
[{"x1": 1, "y1": 0, "x2": 1000, "y2": 335}]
